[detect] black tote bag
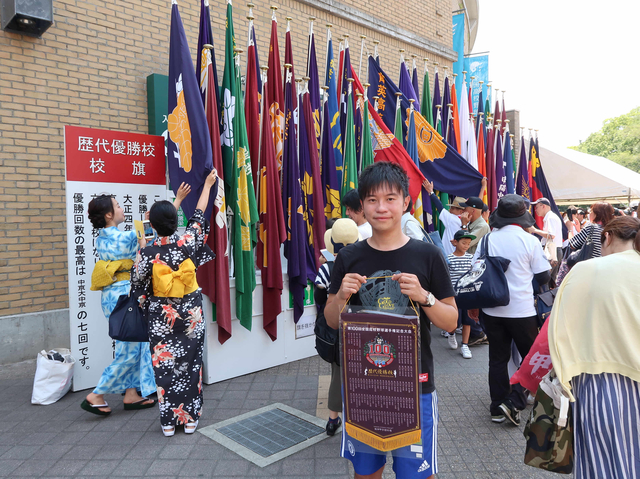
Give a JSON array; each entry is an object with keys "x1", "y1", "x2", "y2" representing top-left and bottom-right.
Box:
[
  {"x1": 109, "y1": 293, "x2": 149, "y2": 342},
  {"x1": 454, "y1": 233, "x2": 511, "y2": 310},
  {"x1": 566, "y1": 229, "x2": 596, "y2": 268}
]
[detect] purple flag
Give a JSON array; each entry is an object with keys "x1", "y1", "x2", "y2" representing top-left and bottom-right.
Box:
[
  {"x1": 306, "y1": 28, "x2": 321, "y2": 152},
  {"x1": 321, "y1": 92, "x2": 341, "y2": 219},
  {"x1": 168, "y1": 2, "x2": 213, "y2": 219},
  {"x1": 339, "y1": 42, "x2": 353, "y2": 147},
  {"x1": 495, "y1": 130, "x2": 507, "y2": 201},
  {"x1": 412, "y1": 62, "x2": 420, "y2": 107},
  {"x1": 399, "y1": 61, "x2": 420, "y2": 113},
  {"x1": 441, "y1": 75, "x2": 451, "y2": 138},
  {"x1": 432, "y1": 70, "x2": 441, "y2": 133},
  {"x1": 282, "y1": 70, "x2": 307, "y2": 323},
  {"x1": 196, "y1": 0, "x2": 220, "y2": 116}
]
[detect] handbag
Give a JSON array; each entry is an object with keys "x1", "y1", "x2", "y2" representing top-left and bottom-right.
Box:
[
  {"x1": 314, "y1": 262, "x2": 340, "y2": 365},
  {"x1": 535, "y1": 285, "x2": 558, "y2": 328},
  {"x1": 109, "y1": 293, "x2": 149, "y2": 342},
  {"x1": 566, "y1": 229, "x2": 596, "y2": 267},
  {"x1": 454, "y1": 233, "x2": 511, "y2": 309},
  {"x1": 402, "y1": 217, "x2": 448, "y2": 261},
  {"x1": 524, "y1": 369, "x2": 574, "y2": 474}
]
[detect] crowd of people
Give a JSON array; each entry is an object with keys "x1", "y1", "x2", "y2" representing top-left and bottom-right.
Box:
[{"x1": 83, "y1": 159, "x2": 640, "y2": 478}]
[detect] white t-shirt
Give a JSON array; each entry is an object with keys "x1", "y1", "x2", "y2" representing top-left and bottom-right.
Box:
[
  {"x1": 401, "y1": 213, "x2": 425, "y2": 241},
  {"x1": 358, "y1": 222, "x2": 372, "y2": 240},
  {"x1": 438, "y1": 209, "x2": 462, "y2": 256},
  {"x1": 472, "y1": 225, "x2": 551, "y2": 318},
  {"x1": 543, "y1": 210, "x2": 563, "y2": 249}
]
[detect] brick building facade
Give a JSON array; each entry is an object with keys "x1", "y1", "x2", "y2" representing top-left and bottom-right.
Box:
[{"x1": 0, "y1": 0, "x2": 460, "y2": 363}]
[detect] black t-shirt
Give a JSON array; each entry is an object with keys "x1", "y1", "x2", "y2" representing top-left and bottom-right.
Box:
[{"x1": 329, "y1": 238, "x2": 455, "y2": 394}]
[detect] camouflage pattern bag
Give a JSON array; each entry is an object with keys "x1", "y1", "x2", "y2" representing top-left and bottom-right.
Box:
[{"x1": 523, "y1": 369, "x2": 574, "y2": 474}]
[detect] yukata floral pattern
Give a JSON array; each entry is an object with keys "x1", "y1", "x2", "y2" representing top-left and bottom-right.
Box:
[
  {"x1": 93, "y1": 227, "x2": 156, "y2": 398},
  {"x1": 132, "y1": 209, "x2": 214, "y2": 427}
]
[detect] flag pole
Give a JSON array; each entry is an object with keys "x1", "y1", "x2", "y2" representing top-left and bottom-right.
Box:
[
  {"x1": 373, "y1": 95, "x2": 379, "y2": 111},
  {"x1": 325, "y1": 23, "x2": 332, "y2": 82},
  {"x1": 307, "y1": 17, "x2": 315, "y2": 73},
  {"x1": 358, "y1": 34, "x2": 366, "y2": 79},
  {"x1": 373, "y1": 40, "x2": 380, "y2": 64}
]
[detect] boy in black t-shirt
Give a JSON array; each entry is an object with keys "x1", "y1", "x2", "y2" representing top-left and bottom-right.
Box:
[{"x1": 325, "y1": 162, "x2": 457, "y2": 479}]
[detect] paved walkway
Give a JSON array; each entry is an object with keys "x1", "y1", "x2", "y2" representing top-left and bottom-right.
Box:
[{"x1": 0, "y1": 330, "x2": 567, "y2": 478}]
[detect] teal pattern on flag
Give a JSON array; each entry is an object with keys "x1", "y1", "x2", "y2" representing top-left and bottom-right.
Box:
[
  {"x1": 325, "y1": 29, "x2": 343, "y2": 186},
  {"x1": 282, "y1": 67, "x2": 308, "y2": 324},
  {"x1": 168, "y1": 1, "x2": 212, "y2": 220},
  {"x1": 464, "y1": 54, "x2": 488, "y2": 115}
]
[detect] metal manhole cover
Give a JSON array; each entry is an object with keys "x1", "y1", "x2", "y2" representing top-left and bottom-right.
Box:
[{"x1": 198, "y1": 403, "x2": 330, "y2": 467}]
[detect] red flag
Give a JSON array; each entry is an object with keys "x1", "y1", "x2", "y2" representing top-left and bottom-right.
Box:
[
  {"x1": 267, "y1": 14, "x2": 285, "y2": 171},
  {"x1": 197, "y1": 47, "x2": 231, "y2": 344},
  {"x1": 351, "y1": 70, "x2": 425, "y2": 202},
  {"x1": 258, "y1": 84, "x2": 286, "y2": 341},
  {"x1": 337, "y1": 41, "x2": 344, "y2": 104},
  {"x1": 451, "y1": 83, "x2": 462, "y2": 155},
  {"x1": 245, "y1": 20, "x2": 261, "y2": 188}
]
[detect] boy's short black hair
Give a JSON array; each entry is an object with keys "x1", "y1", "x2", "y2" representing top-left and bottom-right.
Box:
[
  {"x1": 326, "y1": 217, "x2": 338, "y2": 230},
  {"x1": 149, "y1": 200, "x2": 179, "y2": 237},
  {"x1": 358, "y1": 162, "x2": 409, "y2": 201},
  {"x1": 341, "y1": 189, "x2": 362, "y2": 212}
]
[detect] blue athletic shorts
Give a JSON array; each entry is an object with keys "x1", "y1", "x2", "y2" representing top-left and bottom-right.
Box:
[{"x1": 340, "y1": 391, "x2": 438, "y2": 478}]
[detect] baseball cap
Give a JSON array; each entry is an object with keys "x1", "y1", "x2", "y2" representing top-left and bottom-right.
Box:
[
  {"x1": 453, "y1": 230, "x2": 476, "y2": 241},
  {"x1": 459, "y1": 196, "x2": 484, "y2": 210},
  {"x1": 531, "y1": 197, "x2": 551, "y2": 206}
]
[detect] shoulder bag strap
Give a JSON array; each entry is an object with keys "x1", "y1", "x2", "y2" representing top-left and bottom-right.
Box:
[{"x1": 480, "y1": 232, "x2": 491, "y2": 257}]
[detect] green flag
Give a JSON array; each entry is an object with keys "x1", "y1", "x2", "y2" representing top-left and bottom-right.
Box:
[
  {"x1": 394, "y1": 95, "x2": 403, "y2": 143},
  {"x1": 360, "y1": 97, "x2": 374, "y2": 171},
  {"x1": 221, "y1": 1, "x2": 258, "y2": 330},
  {"x1": 421, "y1": 69, "x2": 434, "y2": 127},
  {"x1": 341, "y1": 82, "x2": 358, "y2": 216}
]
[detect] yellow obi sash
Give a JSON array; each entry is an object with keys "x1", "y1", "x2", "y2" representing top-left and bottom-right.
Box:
[
  {"x1": 152, "y1": 258, "x2": 198, "y2": 298},
  {"x1": 90, "y1": 259, "x2": 134, "y2": 291}
]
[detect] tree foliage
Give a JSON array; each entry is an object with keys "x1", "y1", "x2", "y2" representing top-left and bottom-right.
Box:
[{"x1": 570, "y1": 107, "x2": 640, "y2": 173}]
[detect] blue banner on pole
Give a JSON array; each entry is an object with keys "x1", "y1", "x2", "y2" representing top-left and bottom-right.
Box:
[
  {"x1": 463, "y1": 54, "x2": 489, "y2": 115},
  {"x1": 452, "y1": 13, "x2": 465, "y2": 95}
]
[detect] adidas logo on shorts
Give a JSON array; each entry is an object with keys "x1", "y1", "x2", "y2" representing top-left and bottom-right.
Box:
[{"x1": 417, "y1": 460, "x2": 430, "y2": 472}]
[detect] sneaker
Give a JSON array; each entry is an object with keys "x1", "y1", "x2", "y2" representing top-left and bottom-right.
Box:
[
  {"x1": 460, "y1": 344, "x2": 472, "y2": 359},
  {"x1": 447, "y1": 333, "x2": 458, "y2": 350},
  {"x1": 527, "y1": 393, "x2": 535, "y2": 405},
  {"x1": 491, "y1": 413, "x2": 506, "y2": 423},
  {"x1": 441, "y1": 330, "x2": 450, "y2": 337},
  {"x1": 326, "y1": 416, "x2": 342, "y2": 436},
  {"x1": 498, "y1": 400, "x2": 521, "y2": 426},
  {"x1": 455, "y1": 327, "x2": 463, "y2": 335},
  {"x1": 468, "y1": 334, "x2": 489, "y2": 346}
]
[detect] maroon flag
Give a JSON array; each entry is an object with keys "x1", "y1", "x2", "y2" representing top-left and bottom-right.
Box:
[
  {"x1": 245, "y1": 16, "x2": 261, "y2": 188},
  {"x1": 267, "y1": 13, "x2": 285, "y2": 171},
  {"x1": 284, "y1": 19, "x2": 297, "y2": 110},
  {"x1": 196, "y1": 46, "x2": 231, "y2": 344},
  {"x1": 257, "y1": 80, "x2": 286, "y2": 341}
]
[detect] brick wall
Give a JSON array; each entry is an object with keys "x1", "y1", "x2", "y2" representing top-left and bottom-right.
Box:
[{"x1": 0, "y1": 0, "x2": 455, "y2": 316}]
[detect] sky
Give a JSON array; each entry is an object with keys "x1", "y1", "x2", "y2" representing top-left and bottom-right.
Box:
[{"x1": 470, "y1": 1, "x2": 640, "y2": 150}]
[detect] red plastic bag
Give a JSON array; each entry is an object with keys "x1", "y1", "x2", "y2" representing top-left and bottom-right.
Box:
[{"x1": 510, "y1": 319, "x2": 552, "y2": 394}]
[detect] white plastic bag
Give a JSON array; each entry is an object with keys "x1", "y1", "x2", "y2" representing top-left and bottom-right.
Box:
[{"x1": 31, "y1": 348, "x2": 75, "y2": 405}]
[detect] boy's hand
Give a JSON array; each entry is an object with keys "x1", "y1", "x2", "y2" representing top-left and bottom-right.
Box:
[
  {"x1": 144, "y1": 211, "x2": 150, "y2": 220},
  {"x1": 337, "y1": 273, "x2": 367, "y2": 302},
  {"x1": 392, "y1": 273, "x2": 425, "y2": 304},
  {"x1": 175, "y1": 182, "x2": 191, "y2": 202}
]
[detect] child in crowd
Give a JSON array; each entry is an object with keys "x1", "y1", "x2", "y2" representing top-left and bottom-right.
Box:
[
  {"x1": 446, "y1": 230, "x2": 476, "y2": 359},
  {"x1": 314, "y1": 218, "x2": 361, "y2": 436}
]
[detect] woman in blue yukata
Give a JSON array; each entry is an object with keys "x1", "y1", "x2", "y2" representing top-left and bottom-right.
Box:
[
  {"x1": 131, "y1": 170, "x2": 216, "y2": 437},
  {"x1": 81, "y1": 194, "x2": 157, "y2": 415}
]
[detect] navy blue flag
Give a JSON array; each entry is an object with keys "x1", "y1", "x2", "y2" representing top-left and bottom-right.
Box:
[
  {"x1": 196, "y1": 0, "x2": 220, "y2": 117},
  {"x1": 516, "y1": 135, "x2": 530, "y2": 199},
  {"x1": 432, "y1": 70, "x2": 441, "y2": 133},
  {"x1": 399, "y1": 61, "x2": 419, "y2": 113},
  {"x1": 411, "y1": 61, "x2": 420, "y2": 107},
  {"x1": 282, "y1": 69, "x2": 308, "y2": 324},
  {"x1": 168, "y1": 2, "x2": 213, "y2": 219},
  {"x1": 368, "y1": 57, "x2": 482, "y2": 198},
  {"x1": 441, "y1": 76, "x2": 451, "y2": 140},
  {"x1": 495, "y1": 129, "x2": 507, "y2": 201},
  {"x1": 339, "y1": 42, "x2": 353, "y2": 149}
]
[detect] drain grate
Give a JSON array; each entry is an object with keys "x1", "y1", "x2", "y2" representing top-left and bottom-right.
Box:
[
  {"x1": 218, "y1": 408, "x2": 324, "y2": 457},
  {"x1": 198, "y1": 403, "x2": 330, "y2": 467}
]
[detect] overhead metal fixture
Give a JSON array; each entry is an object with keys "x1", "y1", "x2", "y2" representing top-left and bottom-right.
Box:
[{"x1": 1, "y1": 0, "x2": 54, "y2": 38}]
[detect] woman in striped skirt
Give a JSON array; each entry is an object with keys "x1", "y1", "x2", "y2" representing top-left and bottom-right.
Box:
[{"x1": 549, "y1": 216, "x2": 640, "y2": 478}]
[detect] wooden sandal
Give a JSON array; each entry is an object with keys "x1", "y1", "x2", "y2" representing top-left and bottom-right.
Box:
[
  {"x1": 184, "y1": 420, "x2": 199, "y2": 434},
  {"x1": 81, "y1": 399, "x2": 111, "y2": 416},
  {"x1": 162, "y1": 425, "x2": 175, "y2": 437}
]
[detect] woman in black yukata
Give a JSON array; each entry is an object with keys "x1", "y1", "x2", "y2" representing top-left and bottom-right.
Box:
[{"x1": 131, "y1": 170, "x2": 217, "y2": 437}]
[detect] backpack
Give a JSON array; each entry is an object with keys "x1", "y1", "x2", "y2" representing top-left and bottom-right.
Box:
[
  {"x1": 402, "y1": 215, "x2": 448, "y2": 261},
  {"x1": 314, "y1": 262, "x2": 340, "y2": 365}
]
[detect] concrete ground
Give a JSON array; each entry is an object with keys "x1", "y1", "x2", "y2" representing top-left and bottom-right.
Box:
[{"x1": 0, "y1": 330, "x2": 567, "y2": 478}]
